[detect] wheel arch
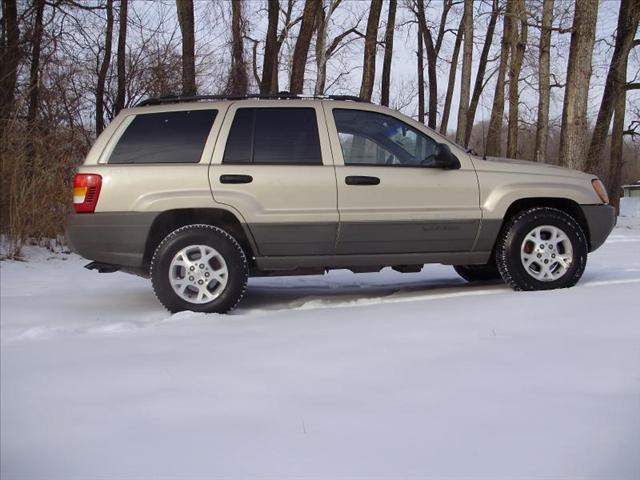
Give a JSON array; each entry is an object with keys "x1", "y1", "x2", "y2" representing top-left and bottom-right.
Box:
[{"x1": 142, "y1": 208, "x2": 257, "y2": 269}]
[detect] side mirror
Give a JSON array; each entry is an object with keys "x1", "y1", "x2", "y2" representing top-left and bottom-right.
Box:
[{"x1": 432, "y1": 143, "x2": 461, "y2": 170}]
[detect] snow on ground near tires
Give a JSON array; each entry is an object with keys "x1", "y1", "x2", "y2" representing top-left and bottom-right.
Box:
[{"x1": 2, "y1": 219, "x2": 640, "y2": 480}]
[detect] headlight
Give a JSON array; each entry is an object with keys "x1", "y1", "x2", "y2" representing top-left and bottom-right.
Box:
[{"x1": 591, "y1": 178, "x2": 609, "y2": 204}]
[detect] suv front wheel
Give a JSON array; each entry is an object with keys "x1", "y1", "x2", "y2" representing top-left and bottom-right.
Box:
[
  {"x1": 496, "y1": 207, "x2": 588, "y2": 291},
  {"x1": 150, "y1": 224, "x2": 248, "y2": 313}
]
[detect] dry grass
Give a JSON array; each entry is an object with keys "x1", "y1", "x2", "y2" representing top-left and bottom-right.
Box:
[{"x1": 0, "y1": 117, "x2": 88, "y2": 259}]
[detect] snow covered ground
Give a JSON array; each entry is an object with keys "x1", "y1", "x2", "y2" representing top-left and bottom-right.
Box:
[{"x1": 2, "y1": 219, "x2": 640, "y2": 480}]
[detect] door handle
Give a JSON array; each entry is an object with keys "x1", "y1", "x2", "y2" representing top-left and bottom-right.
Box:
[
  {"x1": 345, "y1": 175, "x2": 380, "y2": 186},
  {"x1": 220, "y1": 174, "x2": 253, "y2": 184}
]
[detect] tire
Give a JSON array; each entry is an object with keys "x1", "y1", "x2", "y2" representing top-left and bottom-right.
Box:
[
  {"x1": 150, "y1": 224, "x2": 248, "y2": 313},
  {"x1": 496, "y1": 207, "x2": 588, "y2": 291},
  {"x1": 454, "y1": 263, "x2": 501, "y2": 282}
]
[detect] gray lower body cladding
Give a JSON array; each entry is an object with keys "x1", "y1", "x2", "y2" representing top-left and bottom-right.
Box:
[
  {"x1": 251, "y1": 220, "x2": 480, "y2": 256},
  {"x1": 580, "y1": 204, "x2": 616, "y2": 251},
  {"x1": 66, "y1": 212, "x2": 156, "y2": 268},
  {"x1": 66, "y1": 213, "x2": 489, "y2": 271},
  {"x1": 66, "y1": 206, "x2": 614, "y2": 273}
]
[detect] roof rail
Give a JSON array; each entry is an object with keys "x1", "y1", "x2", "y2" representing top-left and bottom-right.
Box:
[{"x1": 135, "y1": 93, "x2": 367, "y2": 107}]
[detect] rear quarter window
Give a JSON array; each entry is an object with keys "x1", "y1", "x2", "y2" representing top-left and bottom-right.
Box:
[
  {"x1": 223, "y1": 107, "x2": 322, "y2": 165},
  {"x1": 108, "y1": 109, "x2": 217, "y2": 164}
]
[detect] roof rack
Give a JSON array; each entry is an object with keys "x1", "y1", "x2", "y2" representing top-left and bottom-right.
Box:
[{"x1": 135, "y1": 93, "x2": 367, "y2": 107}]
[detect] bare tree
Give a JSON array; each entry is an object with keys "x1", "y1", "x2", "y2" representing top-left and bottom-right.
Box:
[
  {"x1": 96, "y1": 0, "x2": 114, "y2": 135},
  {"x1": 533, "y1": 0, "x2": 554, "y2": 162},
  {"x1": 506, "y1": 0, "x2": 527, "y2": 158},
  {"x1": 314, "y1": 0, "x2": 335, "y2": 95},
  {"x1": 417, "y1": 22, "x2": 425, "y2": 123},
  {"x1": 176, "y1": 0, "x2": 196, "y2": 96},
  {"x1": 275, "y1": 0, "x2": 303, "y2": 93},
  {"x1": 415, "y1": 0, "x2": 438, "y2": 128},
  {"x1": 465, "y1": 0, "x2": 500, "y2": 147},
  {"x1": 0, "y1": 0, "x2": 20, "y2": 120},
  {"x1": 434, "y1": 0, "x2": 455, "y2": 54},
  {"x1": 359, "y1": 0, "x2": 383, "y2": 101},
  {"x1": 380, "y1": 0, "x2": 397, "y2": 106},
  {"x1": 440, "y1": 14, "x2": 464, "y2": 135},
  {"x1": 455, "y1": 0, "x2": 473, "y2": 144},
  {"x1": 114, "y1": 0, "x2": 128, "y2": 114},
  {"x1": 226, "y1": 0, "x2": 248, "y2": 95},
  {"x1": 290, "y1": 0, "x2": 320, "y2": 94},
  {"x1": 558, "y1": 0, "x2": 599, "y2": 170},
  {"x1": 260, "y1": 0, "x2": 279, "y2": 94},
  {"x1": 585, "y1": 0, "x2": 640, "y2": 175},
  {"x1": 486, "y1": 0, "x2": 512, "y2": 156},
  {"x1": 27, "y1": 0, "x2": 45, "y2": 125},
  {"x1": 608, "y1": 61, "x2": 627, "y2": 210}
]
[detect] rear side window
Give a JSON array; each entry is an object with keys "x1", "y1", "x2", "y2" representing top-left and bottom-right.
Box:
[
  {"x1": 223, "y1": 108, "x2": 322, "y2": 165},
  {"x1": 109, "y1": 109, "x2": 217, "y2": 164}
]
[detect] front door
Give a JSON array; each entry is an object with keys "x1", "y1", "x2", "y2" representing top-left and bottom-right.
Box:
[
  {"x1": 324, "y1": 104, "x2": 481, "y2": 255},
  {"x1": 209, "y1": 102, "x2": 339, "y2": 256}
]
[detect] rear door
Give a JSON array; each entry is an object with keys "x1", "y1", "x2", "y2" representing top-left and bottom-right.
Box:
[
  {"x1": 324, "y1": 103, "x2": 481, "y2": 255},
  {"x1": 209, "y1": 101, "x2": 339, "y2": 256}
]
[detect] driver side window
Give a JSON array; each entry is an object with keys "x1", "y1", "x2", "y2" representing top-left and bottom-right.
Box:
[{"x1": 333, "y1": 109, "x2": 437, "y2": 167}]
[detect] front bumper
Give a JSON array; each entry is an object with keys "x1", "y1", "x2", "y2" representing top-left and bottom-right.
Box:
[
  {"x1": 580, "y1": 204, "x2": 616, "y2": 252},
  {"x1": 66, "y1": 212, "x2": 157, "y2": 267}
]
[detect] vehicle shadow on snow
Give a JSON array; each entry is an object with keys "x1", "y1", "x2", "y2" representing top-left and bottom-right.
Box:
[{"x1": 239, "y1": 276, "x2": 506, "y2": 312}]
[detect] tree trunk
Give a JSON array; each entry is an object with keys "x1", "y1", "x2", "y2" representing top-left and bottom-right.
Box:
[
  {"x1": 114, "y1": 0, "x2": 128, "y2": 114},
  {"x1": 585, "y1": 0, "x2": 639, "y2": 175},
  {"x1": 359, "y1": 0, "x2": 383, "y2": 101},
  {"x1": 290, "y1": 0, "x2": 320, "y2": 94},
  {"x1": 416, "y1": 0, "x2": 438, "y2": 129},
  {"x1": 464, "y1": 0, "x2": 500, "y2": 147},
  {"x1": 96, "y1": 0, "x2": 114, "y2": 135},
  {"x1": 558, "y1": 0, "x2": 599, "y2": 170},
  {"x1": 534, "y1": 0, "x2": 554, "y2": 162},
  {"x1": 261, "y1": 0, "x2": 279, "y2": 94},
  {"x1": 417, "y1": 25, "x2": 425, "y2": 123},
  {"x1": 440, "y1": 14, "x2": 464, "y2": 135},
  {"x1": 314, "y1": 0, "x2": 335, "y2": 95},
  {"x1": 485, "y1": 0, "x2": 512, "y2": 157},
  {"x1": 608, "y1": 72, "x2": 626, "y2": 211},
  {"x1": 455, "y1": 0, "x2": 473, "y2": 144},
  {"x1": 434, "y1": 0, "x2": 453, "y2": 55},
  {"x1": 0, "y1": 0, "x2": 19, "y2": 120},
  {"x1": 506, "y1": 0, "x2": 527, "y2": 158},
  {"x1": 27, "y1": 0, "x2": 45, "y2": 125},
  {"x1": 227, "y1": 0, "x2": 248, "y2": 95},
  {"x1": 380, "y1": 0, "x2": 397, "y2": 106},
  {"x1": 176, "y1": 0, "x2": 196, "y2": 96},
  {"x1": 276, "y1": 0, "x2": 299, "y2": 93}
]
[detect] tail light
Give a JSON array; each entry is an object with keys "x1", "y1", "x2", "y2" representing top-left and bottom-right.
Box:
[{"x1": 73, "y1": 174, "x2": 102, "y2": 213}]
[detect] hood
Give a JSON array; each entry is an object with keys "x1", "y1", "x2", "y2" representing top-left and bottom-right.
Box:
[{"x1": 475, "y1": 156, "x2": 593, "y2": 180}]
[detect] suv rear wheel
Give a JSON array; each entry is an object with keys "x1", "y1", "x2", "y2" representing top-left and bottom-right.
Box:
[
  {"x1": 150, "y1": 224, "x2": 248, "y2": 313},
  {"x1": 496, "y1": 207, "x2": 587, "y2": 291}
]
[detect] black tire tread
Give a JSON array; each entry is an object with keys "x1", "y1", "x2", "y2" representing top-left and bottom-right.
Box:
[
  {"x1": 495, "y1": 207, "x2": 587, "y2": 291},
  {"x1": 453, "y1": 263, "x2": 501, "y2": 282},
  {"x1": 150, "y1": 224, "x2": 248, "y2": 313}
]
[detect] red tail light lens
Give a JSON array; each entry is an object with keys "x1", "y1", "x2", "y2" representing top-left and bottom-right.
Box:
[{"x1": 73, "y1": 174, "x2": 102, "y2": 213}]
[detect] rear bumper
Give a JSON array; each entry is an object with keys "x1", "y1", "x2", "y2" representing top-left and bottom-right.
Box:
[
  {"x1": 66, "y1": 212, "x2": 157, "y2": 267},
  {"x1": 580, "y1": 204, "x2": 616, "y2": 252}
]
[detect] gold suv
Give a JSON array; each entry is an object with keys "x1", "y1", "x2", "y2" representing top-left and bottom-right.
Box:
[{"x1": 67, "y1": 95, "x2": 616, "y2": 313}]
